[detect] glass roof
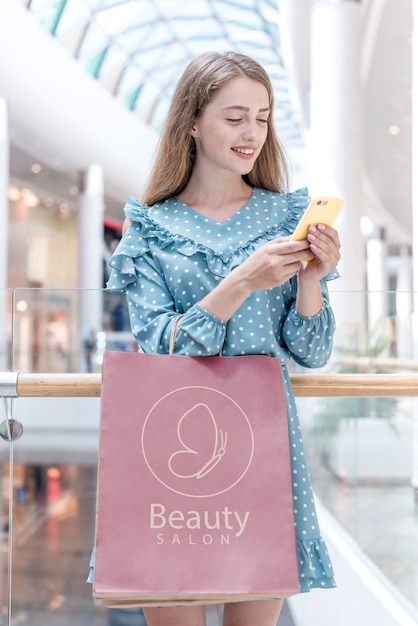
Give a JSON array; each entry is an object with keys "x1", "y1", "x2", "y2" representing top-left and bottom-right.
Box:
[{"x1": 26, "y1": 0, "x2": 303, "y2": 153}]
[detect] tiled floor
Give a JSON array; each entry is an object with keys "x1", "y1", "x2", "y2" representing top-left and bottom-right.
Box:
[{"x1": 2, "y1": 466, "x2": 107, "y2": 626}]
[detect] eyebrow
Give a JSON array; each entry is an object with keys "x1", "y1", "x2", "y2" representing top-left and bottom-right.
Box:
[{"x1": 222, "y1": 105, "x2": 270, "y2": 113}]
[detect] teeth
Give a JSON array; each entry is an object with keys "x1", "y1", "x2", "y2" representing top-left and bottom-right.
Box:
[{"x1": 234, "y1": 148, "x2": 254, "y2": 155}]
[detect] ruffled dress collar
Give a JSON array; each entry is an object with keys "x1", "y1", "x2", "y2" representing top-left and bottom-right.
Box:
[{"x1": 117, "y1": 187, "x2": 310, "y2": 278}]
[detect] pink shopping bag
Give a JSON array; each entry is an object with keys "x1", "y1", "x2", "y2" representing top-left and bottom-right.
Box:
[{"x1": 93, "y1": 350, "x2": 299, "y2": 607}]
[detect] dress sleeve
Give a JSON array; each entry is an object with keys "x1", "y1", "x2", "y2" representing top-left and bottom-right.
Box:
[
  {"x1": 282, "y1": 277, "x2": 336, "y2": 369},
  {"x1": 107, "y1": 238, "x2": 226, "y2": 356},
  {"x1": 125, "y1": 254, "x2": 226, "y2": 355},
  {"x1": 106, "y1": 199, "x2": 227, "y2": 355}
]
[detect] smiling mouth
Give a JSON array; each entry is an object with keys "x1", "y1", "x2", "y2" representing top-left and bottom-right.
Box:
[{"x1": 232, "y1": 147, "x2": 255, "y2": 155}]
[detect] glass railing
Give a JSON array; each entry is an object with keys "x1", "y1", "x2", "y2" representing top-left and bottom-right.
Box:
[
  {"x1": 0, "y1": 288, "x2": 417, "y2": 624},
  {"x1": 294, "y1": 289, "x2": 418, "y2": 614}
]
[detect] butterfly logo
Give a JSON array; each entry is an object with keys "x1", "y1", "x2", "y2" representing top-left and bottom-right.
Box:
[
  {"x1": 142, "y1": 385, "x2": 253, "y2": 497},
  {"x1": 168, "y1": 403, "x2": 227, "y2": 480}
]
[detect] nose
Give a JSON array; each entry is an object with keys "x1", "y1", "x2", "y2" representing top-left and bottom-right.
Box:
[
  {"x1": 242, "y1": 120, "x2": 259, "y2": 141},
  {"x1": 242, "y1": 127, "x2": 256, "y2": 140}
]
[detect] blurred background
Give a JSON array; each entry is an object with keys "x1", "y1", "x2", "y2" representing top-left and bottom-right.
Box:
[{"x1": 0, "y1": 1, "x2": 417, "y2": 625}]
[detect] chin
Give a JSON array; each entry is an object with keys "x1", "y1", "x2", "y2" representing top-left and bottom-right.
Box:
[{"x1": 236, "y1": 163, "x2": 255, "y2": 176}]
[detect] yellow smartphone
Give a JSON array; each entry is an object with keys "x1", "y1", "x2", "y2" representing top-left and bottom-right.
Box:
[
  {"x1": 291, "y1": 196, "x2": 345, "y2": 241},
  {"x1": 291, "y1": 195, "x2": 344, "y2": 261}
]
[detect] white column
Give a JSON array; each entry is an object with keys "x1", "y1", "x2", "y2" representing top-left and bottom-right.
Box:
[
  {"x1": 0, "y1": 99, "x2": 9, "y2": 370},
  {"x1": 366, "y1": 232, "x2": 388, "y2": 337},
  {"x1": 411, "y1": 0, "x2": 418, "y2": 494},
  {"x1": 279, "y1": 0, "x2": 311, "y2": 127},
  {"x1": 395, "y1": 245, "x2": 413, "y2": 360},
  {"x1": 78, "y1": 164, "x2": 104, "y2": 370},
  {"x1": 279, "y1": 0, "x2": 311, "y2": 187},
  {"x1": 309, "y1": 0, "x2": 365, "y2": 331}
]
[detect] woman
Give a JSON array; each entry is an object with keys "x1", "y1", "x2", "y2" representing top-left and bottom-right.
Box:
[{"x1": 106, "y1": 51, "x2": 340, "y2": 626}]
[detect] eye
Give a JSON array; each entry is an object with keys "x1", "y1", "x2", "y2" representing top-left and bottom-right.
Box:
[
  {"x1": 257, "y1": 118, "x2": 269, "y2": 124},
  {"x1": 226, "y1": 118, "x2": 242, "y2": 123}
]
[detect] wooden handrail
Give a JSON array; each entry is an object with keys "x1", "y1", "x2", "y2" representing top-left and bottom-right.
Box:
[
  {"x1": 17, "y1": 373, "x2": 102, "y2": 397},
  {"x1": 14, "y1": 372, "x2": 418, "y2": 397}
]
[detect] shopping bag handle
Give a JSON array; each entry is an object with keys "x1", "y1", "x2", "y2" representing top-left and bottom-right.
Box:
[{"x1": 169, "y1": 314, "x2": 185, "y2": 355}]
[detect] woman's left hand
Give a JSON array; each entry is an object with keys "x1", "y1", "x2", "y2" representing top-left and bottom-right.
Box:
[{"x1": 298, "y1": 224, "x2": 341, "y2": 281}]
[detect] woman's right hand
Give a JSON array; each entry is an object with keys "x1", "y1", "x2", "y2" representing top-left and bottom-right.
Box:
[
  {"x1": 199, "y1": 236, "x2": 311, "y2": 322},
  {"x1": 235, "y1": 236, "x2": 311, "y2": 292}
]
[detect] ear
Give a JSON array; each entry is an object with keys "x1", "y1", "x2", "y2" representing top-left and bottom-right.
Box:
[{"x1": 190, "y1": 121, "x2": 198, "y2": 137}]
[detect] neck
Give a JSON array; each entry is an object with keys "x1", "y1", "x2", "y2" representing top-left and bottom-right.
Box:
[
  {"x1": 179, "y1": 172, "x2": 252, "y2": 211},
  {"x1": 177, "y1": 177, "x2": 254, "y2": 223}
]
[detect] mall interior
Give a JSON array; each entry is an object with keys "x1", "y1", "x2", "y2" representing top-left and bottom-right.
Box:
[{"x1": 0, "y1": 0, "x2": 417, "y2": 625}]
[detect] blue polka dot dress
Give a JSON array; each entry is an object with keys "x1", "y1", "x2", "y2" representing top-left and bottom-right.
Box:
[{"x1": 106, "y1": 186, "x2": 337, "y2": 592}]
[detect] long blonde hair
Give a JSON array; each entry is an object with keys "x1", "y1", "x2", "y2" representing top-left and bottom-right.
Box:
[{"x1": 142, "y1": 51, "x2": 289, "y2": 206}]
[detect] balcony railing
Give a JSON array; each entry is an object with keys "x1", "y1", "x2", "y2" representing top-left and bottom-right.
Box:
[{"x1": 9, "y1": 370, "x2": 418, "y2": 397}]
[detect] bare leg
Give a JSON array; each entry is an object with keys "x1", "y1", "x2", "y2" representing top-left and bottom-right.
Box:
[
  {"x1": 143, "y1": 605, "x2": 206, "y2": 626},
  {"x1": 223, "y1": 599, "x2": 283, "y2": 626}
]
